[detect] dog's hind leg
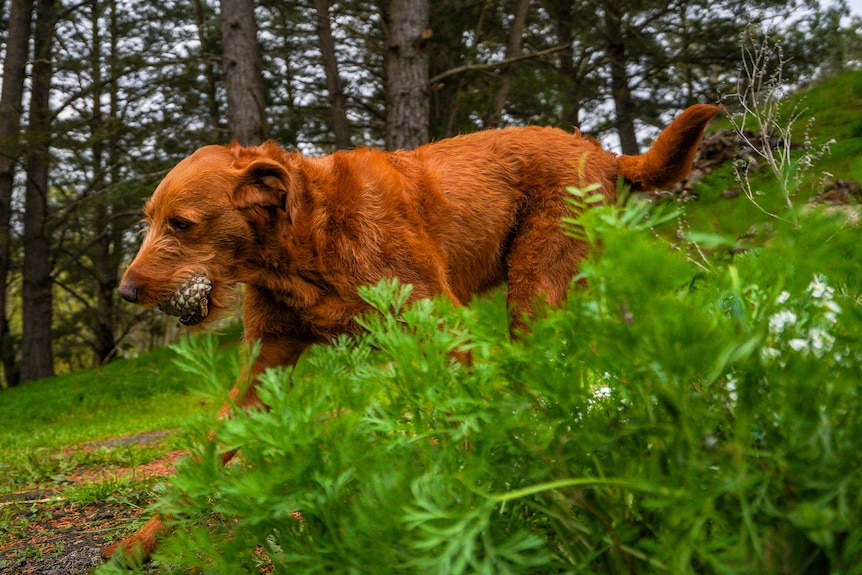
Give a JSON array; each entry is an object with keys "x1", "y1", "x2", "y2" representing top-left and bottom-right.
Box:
[{"x1": 504, "y1": 198, "x2": 587, "y2": 335}]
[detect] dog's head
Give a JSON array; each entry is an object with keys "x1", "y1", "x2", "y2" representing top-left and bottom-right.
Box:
[{"x1": 118, "y1": 142, "x2": 299, "y2": 327}]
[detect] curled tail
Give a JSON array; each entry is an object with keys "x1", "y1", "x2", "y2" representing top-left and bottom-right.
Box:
[{"x1": 618, "y1": 104, "x2": 721, "y2": 192}]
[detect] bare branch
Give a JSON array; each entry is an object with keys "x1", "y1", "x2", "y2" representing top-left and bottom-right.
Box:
[{"x1": 429, "y1": 43, "x2": 570, "y2": 85}]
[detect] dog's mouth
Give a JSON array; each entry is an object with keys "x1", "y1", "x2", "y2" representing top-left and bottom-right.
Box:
[{"x1": 157, "y1": 274, "x2": 213, "y2": 326}]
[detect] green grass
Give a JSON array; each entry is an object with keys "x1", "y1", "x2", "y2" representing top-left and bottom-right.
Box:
[
  {"x1": 65, "y1": 475, "x2": 159, "y2": 507},
  {"x1": 0, "y1": 331, "x2": 240, "y2": 479},
  {"x1": 789, "y1": 70, "x2": 862, "y2": 142}
]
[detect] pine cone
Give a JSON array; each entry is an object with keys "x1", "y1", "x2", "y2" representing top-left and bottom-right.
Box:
[{"x1": 158, "y1": 274, "x2": 212, "y2": 325}]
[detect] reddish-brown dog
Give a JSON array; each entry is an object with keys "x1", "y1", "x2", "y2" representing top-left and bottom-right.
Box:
[{"x1": 108, "y1": 104, "x2": 720, "y2": 560}]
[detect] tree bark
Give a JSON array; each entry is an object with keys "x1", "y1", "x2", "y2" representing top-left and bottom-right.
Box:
[
  {"x1": 194, "y1": 0, "x2": 223, "y2": 141},
  {"x1": 485, "y1": 0, "x2": 531, "y2": 128},
  {"x1": 89, "y1": 0, "x2": 122, "y2": 366},
  {"x1": 385, "y1": 0, "x2": 431, "y2": 151},
  {"x1": 21, "y1": 0, "x2": 56, "y2": 382},
  {"x1": 314, "y1": 0, "x2": 352, "y2": 149},
  {"x1": 545, "y1": 0, "x2": 581, "y2": 129},
  {"x1": 602, "y1": 0, "x2": 639, "y2": 154},
  {"x1": 0, "y1": 0, "x2": 33, "y2": 388},
  {"x1": 429, "y1": 0, "x2": 488, "y2": 139},
  {"x1": 220, "y1": 0, "x2": 267, "y2": 145}
]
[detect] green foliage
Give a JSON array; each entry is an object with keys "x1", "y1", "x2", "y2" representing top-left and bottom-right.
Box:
[{"x1": 101, "y1": 201, "x2": 862, "y2": 574}]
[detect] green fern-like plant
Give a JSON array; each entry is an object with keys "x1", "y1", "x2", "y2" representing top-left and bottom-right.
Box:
[{"x1": 99, "y1": 204, "x2": 862, "y2": 575}]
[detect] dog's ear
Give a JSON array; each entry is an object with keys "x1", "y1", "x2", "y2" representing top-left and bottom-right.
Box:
[{"x1": 232, "y1": 157, "x2": 299, "y2": 223}]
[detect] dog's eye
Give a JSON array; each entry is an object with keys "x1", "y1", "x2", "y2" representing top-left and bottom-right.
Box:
[{"x1": 168, "y1": 218, "x2": 193, "y2": 232}]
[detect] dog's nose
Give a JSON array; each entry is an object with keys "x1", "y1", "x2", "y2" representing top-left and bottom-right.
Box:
[{"x1": 118, "y1": 275, "x2": 141, "y2": 303}]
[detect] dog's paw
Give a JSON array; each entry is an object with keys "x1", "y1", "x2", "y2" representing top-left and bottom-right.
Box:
[
  {"x1": 101, "y1": 515, "x2": 164, "y2": 562},
  {"x1": 101, "y1": 537, "x2": 150, "y2": 563}
]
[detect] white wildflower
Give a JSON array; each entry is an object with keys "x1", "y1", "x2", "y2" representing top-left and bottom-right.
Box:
[
  {"x1": 775, "y1": 290, "x2": 790, "y2": 305},
  {"x1": 769, "y1": 310, "x2": 797, "y2": 335},
  {"x1": 808, "y1": 276, "x2": 834, "y2": 300},
  {"x1": 726, "y1": 376, "x2": 738, "y2": 403},
  {"x1": 821, "y1": 298, "x2": 842, "y2": 315},
  {"x1": 761, "y1": 347, "x2": 781, "y2": 360},
  {"x1": 593, "y1": 386, "x2": 612, "y2": 399},
  {"x1": 788, "y1": 339, "x2": 809, "y2": 353},
  {"x1": 808, "y1": 328, "x2": 835, "y2": 358}
]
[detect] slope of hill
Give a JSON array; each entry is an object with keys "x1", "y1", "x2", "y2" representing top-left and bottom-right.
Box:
[{"x1": 679, "y1": 69, "x2": 862, "y2": 236}]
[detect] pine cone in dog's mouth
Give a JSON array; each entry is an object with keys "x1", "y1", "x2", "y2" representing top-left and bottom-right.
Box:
[{"x1": 157, "y1": 274, "x2": 212, "y2": 326}]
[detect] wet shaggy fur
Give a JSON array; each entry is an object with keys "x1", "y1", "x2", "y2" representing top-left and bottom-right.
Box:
[{"x1": 107, "y1": 103, "x2": 720, "y2": 560}]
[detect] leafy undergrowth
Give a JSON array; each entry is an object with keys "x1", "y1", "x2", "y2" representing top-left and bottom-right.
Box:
[
  {"x1": 2, "y1": 214, "x2": 861, "y2": 574},
  {"x1": 94, "y1": 202, "x2": 861, "y2": 575}
]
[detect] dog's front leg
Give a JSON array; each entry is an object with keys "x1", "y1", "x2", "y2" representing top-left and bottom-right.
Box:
[
  {"x1": 216, "y1": 337, "x2": 311, "y2": 465},
  {"x1": 102, "y1": 337, "x2": 310, "y2": 563}
]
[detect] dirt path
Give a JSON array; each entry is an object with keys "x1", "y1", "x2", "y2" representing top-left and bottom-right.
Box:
[{"x1": 0, "y1": 432, "x2": 183, "y2": 575}]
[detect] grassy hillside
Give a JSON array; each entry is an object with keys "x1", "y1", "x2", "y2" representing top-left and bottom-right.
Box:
[
  {"x1": 0, "y1": 330, "x2": 241, "y2": 573},
  {"x1": 679, "y1": 69, "x2": 862, "y2": 236},
  {"x1": 0, "y1": 331, "x2": 239, "y2": 478},
  {"x1": 793, "y1": 70, "x2": 862, "y2": 145}
]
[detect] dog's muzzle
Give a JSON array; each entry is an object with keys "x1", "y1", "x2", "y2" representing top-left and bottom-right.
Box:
[{"x1": 158, "y1": 274, "x2": 213, "y2": 326}]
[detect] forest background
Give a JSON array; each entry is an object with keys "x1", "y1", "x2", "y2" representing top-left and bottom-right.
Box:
[{"x1": 0, "y1": 0, "x2": 860, "y2": 387}]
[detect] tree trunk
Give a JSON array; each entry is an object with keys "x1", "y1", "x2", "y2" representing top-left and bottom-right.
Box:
[
  {"x1": 194, "y1": 0, "x2": 223, "y2": 141},
  {"x1": 21, "y1": 0, "x2": 56, "y2": 383},
  {"x1": 432, "y1": 0, "x2": 491, "y2": 139},
  {"x1": 602, "y1": 1, "x2": 639, "y2": 154},
  {"x1": 0, "y1": 0, "x2": 33, "y2": 388},
  {"x1": 485, "y1": 0, "x2": 531, "y2": 128},
  {"x1": 220, "y1": 0, "x2": 267, "y2": 145},
  {"x1": 89, "y1": 0, "x2": 120, "y2": 366},
  {"x1": 546, "y1": 0, "x2": 581, "y2": 129},
  {"x1": 385, "y1": 0, "x2": 431, "y2": 150},
  {"x1": 314, "y1": 0, "x2": 352, "y2": 150}
]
